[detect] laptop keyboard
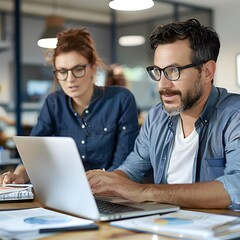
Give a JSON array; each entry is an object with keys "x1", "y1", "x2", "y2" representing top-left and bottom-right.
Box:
[{"x1": 96, "y1": 199, "x2": 142, "y2": 214}]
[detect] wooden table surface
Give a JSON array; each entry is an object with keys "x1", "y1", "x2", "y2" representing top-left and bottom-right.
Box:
[{"x1": 1, "y1": 197, "x2": 240, "y2": 240}]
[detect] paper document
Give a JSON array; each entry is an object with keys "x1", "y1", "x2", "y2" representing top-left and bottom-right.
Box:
[
  {"x1": 111, "y1": 210, "x2": 240, "y2": 240},
  {"x1": 0, "y1": 207, "x2": 97, "y2": 238}
]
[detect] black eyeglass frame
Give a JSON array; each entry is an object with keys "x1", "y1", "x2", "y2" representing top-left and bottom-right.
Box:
[
  {"x1": 53, "y1": 63, "x2": 91, "y2": 81},
  {"x1": 146, "y1": 61, "x2": 207, "y2": 81}
]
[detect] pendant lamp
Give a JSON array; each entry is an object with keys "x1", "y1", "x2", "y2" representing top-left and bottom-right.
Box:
[{"x1": 37, "y1": 15, "x2": 64, "y2": 49}]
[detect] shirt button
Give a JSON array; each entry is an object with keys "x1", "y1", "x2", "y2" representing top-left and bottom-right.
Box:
[
  {"x1": 81, "y1": 124, "x2": 85, "y2": 129},
  {"x1": 82, "y1": 155, "x2": 85, "y2": 159},
  {"x1": 81, "y1": 140, "x2": 85, "y2": 144},
  {"x1": 85, "y1": 110, "x2": 89, "y2": 114},
  {"x1": 104, "y1": 127, "x2": 107, "y2": 132},
  {"x1": 74, "y1": 112, "x2": 78, "y2": 116},
  {"x1": 122, "y1": 126, "x2": 126, "y2": 130}
]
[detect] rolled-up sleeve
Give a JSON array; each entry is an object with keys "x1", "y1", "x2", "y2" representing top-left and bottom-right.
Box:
[
  {"x1": 216, "y1": 111, "x2": 240, "y2": 210},
  {"x1": 217, "y1": 138, "x2": 240, "y2": 210}
]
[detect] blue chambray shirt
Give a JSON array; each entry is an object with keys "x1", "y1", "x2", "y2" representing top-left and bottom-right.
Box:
[
  {"x1": 118, "y1": 86, "x2": 240, "y2": 210},
  {"x1": 30, "y1": 85, "x2": 139, "y2": 171}
]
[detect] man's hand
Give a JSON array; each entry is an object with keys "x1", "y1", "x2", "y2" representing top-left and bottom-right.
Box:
[
  {"x1": 87, "y1": 170, "x2": 231, "y2": 208},
  {"x1": 86, "y1": 170, "x2": 147, "y2": 203}
]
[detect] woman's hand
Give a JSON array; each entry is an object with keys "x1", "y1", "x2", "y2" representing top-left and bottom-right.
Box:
[{"x1": 0, "y1": 171, "x2": 26, "y2": 184}]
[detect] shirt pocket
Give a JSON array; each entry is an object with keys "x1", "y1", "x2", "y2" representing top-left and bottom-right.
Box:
[
  {"x1": 205, "y1": 157, "x2": 226, "y2": 180},
  {"x1": 86, "y1": 122, "x2": 117, "y2": 163},
  {"x1": 86, "y1": 122, "x2": 117, "y2": 137}
]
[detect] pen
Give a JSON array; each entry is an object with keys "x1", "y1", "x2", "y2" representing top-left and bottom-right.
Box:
[{"x1": 39, "y1": 224, "x2": 99, "y2": 233}]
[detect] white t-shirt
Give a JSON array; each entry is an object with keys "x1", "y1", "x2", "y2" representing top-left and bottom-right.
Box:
[{"x1": 167, "y1": 118, "x2": 199, "y2": 184}]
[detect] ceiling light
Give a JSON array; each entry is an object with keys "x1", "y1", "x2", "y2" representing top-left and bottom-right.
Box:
[
  {"x1": 119, "y1": 35, "x2": 146, "y2": 47},
  {"x1": 37, "y1": 15, "x2": 64, "y2": 49},
  {"x1": 38, "y1": 38, "x2": 58, "y2": 49},
  {"x1": 109, "y1": 0, "x2": 154, "y2": 11}
]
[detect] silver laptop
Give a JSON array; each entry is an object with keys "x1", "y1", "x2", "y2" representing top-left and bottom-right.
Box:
[{"x1": 13, "y1": 136, "x2": 179, "y2": 221}]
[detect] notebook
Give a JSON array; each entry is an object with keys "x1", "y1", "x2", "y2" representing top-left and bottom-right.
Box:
[
  {"x1": 0, "y1": 184, "x2": 34, "y2": 202},
  {"x1": 13, "y1": 136, "x2": 179, "y2": 221}
]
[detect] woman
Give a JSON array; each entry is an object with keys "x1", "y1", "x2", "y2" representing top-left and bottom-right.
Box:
[{"x1": 1, "y1": 28, "x2": 139, "y2": 184}]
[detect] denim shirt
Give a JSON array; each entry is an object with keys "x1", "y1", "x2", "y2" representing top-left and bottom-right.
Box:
[
  {"x1": 118, "y1": 86, "x2": 240, "y2": 210},
  {"x1": 31, "y1": 85, "x2": 139, "y2": 171}
]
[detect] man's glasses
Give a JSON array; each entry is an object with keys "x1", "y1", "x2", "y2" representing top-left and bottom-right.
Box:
[
  {"x1": 53, "y1": 63, "x2": 91, "y2": 81},
  {"x1": 146, "y1": 61, "x2": 207, "y2": 81}
]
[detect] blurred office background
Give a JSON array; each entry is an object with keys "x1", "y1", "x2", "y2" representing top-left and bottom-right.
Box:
[{"x1": 0, "y1": 0, "x2": 239, "y2": 139}]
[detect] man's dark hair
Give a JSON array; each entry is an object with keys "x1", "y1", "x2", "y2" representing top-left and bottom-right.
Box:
[{"x1": 149, "y1": 18, "x2": 220, "y2": 63}]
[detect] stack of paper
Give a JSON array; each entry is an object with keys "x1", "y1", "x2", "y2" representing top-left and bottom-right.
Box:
[{"x1": 111, "y1": 210, "x2": 240, "y2": 240}]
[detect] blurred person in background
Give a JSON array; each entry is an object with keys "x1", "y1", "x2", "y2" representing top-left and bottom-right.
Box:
[{"x1": 105, "y1": 64, "x2": 127, "y2": 87}]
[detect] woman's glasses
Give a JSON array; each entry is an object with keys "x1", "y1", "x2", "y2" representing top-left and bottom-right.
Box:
[{"x1": 53, "y1": 63, "x2": 91, "y2": 81}]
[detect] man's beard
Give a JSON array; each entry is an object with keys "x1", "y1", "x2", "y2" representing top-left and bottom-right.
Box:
[{"x1": 159, "y1": 78, "x2": 202, "y2": 116}]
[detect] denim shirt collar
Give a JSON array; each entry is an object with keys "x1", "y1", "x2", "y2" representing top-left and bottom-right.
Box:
[
  {"x1": 164, "y1": 86, "x2": 220, "y2": 183},
  {"x1": 166, "y1": 85, "x2": 219, "y2": 132},
  {"x1": 67, "y1": 85, "x2": 105, "y2": 114},
  {"x1": 196, "y1": 85, "x2": 219, "y2": 128}
]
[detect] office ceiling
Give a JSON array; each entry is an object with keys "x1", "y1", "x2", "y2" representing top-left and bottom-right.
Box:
[{"x1": 0, "y1": 0, "x2": 239, "y2": 24}]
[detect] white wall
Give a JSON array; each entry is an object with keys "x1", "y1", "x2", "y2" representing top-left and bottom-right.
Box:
[{"x1": 214, "y1": 1, "x2": 240, "y2": 93}]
